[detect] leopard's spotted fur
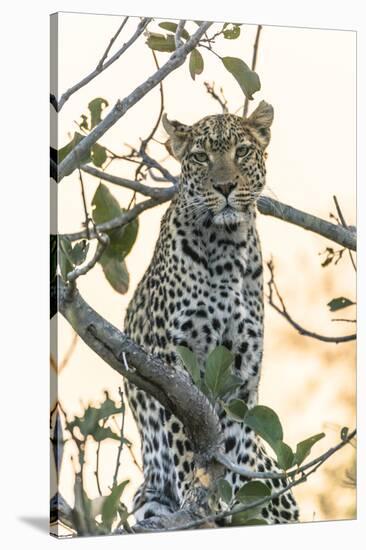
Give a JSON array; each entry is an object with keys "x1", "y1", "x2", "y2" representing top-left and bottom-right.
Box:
[{"x1": 124, "y1": 102, "x2": 299, "y2": 525}]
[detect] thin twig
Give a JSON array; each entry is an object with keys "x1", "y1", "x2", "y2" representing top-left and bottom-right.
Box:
[
  {"x1": 96, "y1": 17, "x2": 129, "y2": 71},
  {"x1": 81, "y1": 164, "x2": 176, "y2": 199},
  {"x1": 95, "y1": 419, "x2": 107, "y2": 496},
  {"x1": 130, "y1": 428, "x2": 356, "y2": 533},
  {"x1": 78, "y1": 168, "x2": 91, "y2": 239},
  {"x1": 66, "y1": 230, "x2": 109, "y2": 284},
  {"x1": 204, "y1": 81, "x2": 228, "y2": 113},
  {"x1": 56, "y1": 18, "x2": 150, "y2": 111},
  {"x1": 175, "y1": 20, "x2": 186, "y2": 49},
  {"x1": 112, "y1": 388, "x2": 126, "y2": 488},
  {"x1": 62, "y1": 196, "x2": 168, "y2": 242},
  {"x1": 216, "y1": 427, "x2": 356, "y2": 480},
  {"x1": 163, "y1": 429, "x2": 356, "y2": 532},
  {"x1": 267, "y1": 260, "x2": 356, "y2": 343},
  {"x1": 134, "y1": 48, "x2": 165, "y2": 182},
  {"x1": 58, "y1": 21, "x2": 212, "y2": 178},
  {"x1": 243, "y1": 25, "x2": 262, "y2": 117}
]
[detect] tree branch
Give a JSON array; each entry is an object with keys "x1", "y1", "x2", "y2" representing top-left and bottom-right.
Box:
[
  {"x1": 333, "y1": 195, "x2": 357, "y2": 270},
  {"x1": 257, "y1": 196, "x2": 356, "y2": 251},
  {"x1": 175, "y1": 20, "x2": 186, "y2": 49},
  {"x1": 204, "y1": 81, "x2": 228, "y2": 113},
  {"x1": 243, "y1": 25, "x2": 262, "y2": 117},
  {"x1": 66, "y1": 230, "x2": 109, "y2": 285},
  {"x1": 66, "y1": 169, "x2": 358, "y2": 254},
  {"x1": 58, "y1": 277, "x2": 221, "y2": 463},
  {"x1": 81, "y1": 164, "x2": 176, "y2": 200},
  {"x1": 59, "y1": 276, "x2": 356, "y2": 533},
  {"x1": 55, "y1": 18, "x2": 150, "y2": 112},
  {"x1": 129, "y1": 428, "x2": 356, "y2": 533},
  {"x1": 58, "y1": 21, "x2": 212, "y2": 179},
  {"x1": 62, "y1": 196, "x2": 168, "y2": 242},
  {"x1": 267, "y1": 260, "x2": 356, "y2": 343},
  {"x1": 96, "y1": 17, "x2": 129, "y2": 71}
]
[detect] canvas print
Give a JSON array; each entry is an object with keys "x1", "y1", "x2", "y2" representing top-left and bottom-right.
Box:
[{"x1": 50, "y1": 12, "x2": 356, "y2": 538}]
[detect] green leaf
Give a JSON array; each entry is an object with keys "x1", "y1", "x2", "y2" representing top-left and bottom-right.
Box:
[
  {"x1": 236, "y1": 480, "x2": 271, "y2": 503},
  {"x1": 146, "y1": 33, "x2": 176, "y2": 52},
  {"x1": 222, "y1": 57, "x2": 261, "y2": 99},
  {"x1": 58, "y1": 132, "x2": 91, "y2": 165},
  {"x1": 293, "y1": 433, "x2": 325, "y2": 467},
  {"x1": 340, "y1": 426, "x2": 349, "y2": 441},
  {"x1": 189, "y1": 49, "x2": 204, "y2": 80},
  {"x1": 217, "y1": 374, "x2": 243, "y2": 398},
  {"x1": 68, "y1": 395, "x2": 124, "y2": 439},
  {"x1": 91, "y1": 143, "x2": 107, "y2": 167},
  {"x1": 71, "y1": 240, "x2": 89, "y2": 266},
  {"x1": 79, "y1": 114, "x2": 89, "y2": 131},
  {"x1": 327, "y1": 297, "x2": 355, "y2": 312},
  {"x1": 223, "y1": 24, "x2": 241, "y2": 39},
  {"x1": 91, "y1": 184, "x2": 139, "y2": 261},
  {"x1": 117, "y1": 216, "x2": 139, "y2": 258},
  {"x1": 217, "y1": 479, "x2": 233, "y2": 505},
  {"x1": 98, "y1": 393, "x2": 124, "y2": 419},
  {"x1": 92, "y1": 425, "x2": 120, "y2": 442},
  {"x1": 222, "y1": 399, "x2": 248, "y2": 422},
  {"x1": 92, "y1": 183, "x2": 121, "y2": 224},
  {"x1": 232, "y1": 481, "x2": 271, "y2": 525},
  {"x1": 244, "y1": 405, "x2": 283, "y2": 448},
  {"x1": 272, "y1": 440, "x2": 294, "y2": 470},
  {"x1": 101, "y1": 480, "x2": 129, "y2": 531},
  {"x1": 204, "y1": 346, "x2": 234, "y2": 399},
  {"x1": 176, "y1": 346, "x2": 200, "y2": 386},
  {"x1": 158, "y1": 22, "x2": 190, "y2": 40},
  {"x1": 88, "y1": 97, "x2": 109, "y2": 129},
  {"x1": 99, "y1": 253, "x2": 130, "y2": 294}
]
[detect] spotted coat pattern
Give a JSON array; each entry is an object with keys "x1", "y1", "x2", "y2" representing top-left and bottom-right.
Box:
[{"x1": 123, "y1": 106, "x2": 299, "y2": 525}]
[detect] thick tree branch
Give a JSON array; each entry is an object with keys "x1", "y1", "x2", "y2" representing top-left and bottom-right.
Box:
[
  {"x1": 58, "y1": 277, "x2": 221, "y2": 463},
  {"x1": 257, "y1": 196, "x2": 356, "y2": 251},
  {"x1": 58, "y1": 21, "x2": 212, "y2": 180},
  {"x1": 66, "y1": 168, "x2": 357, "y2": 253},
  {"x1": 267, "y1": 260, "x2": 356, "y2": 343},
  {"x1": 56, "y1": 18, "x2": 150, "y2": 112},
  {"x1": 58, "y1": 277, "x2": 356, "y2": 533}
]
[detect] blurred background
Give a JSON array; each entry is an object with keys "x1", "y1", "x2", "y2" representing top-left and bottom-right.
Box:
[{"x1": 52, "y1": 13, "x2": 356, "y2": 532}]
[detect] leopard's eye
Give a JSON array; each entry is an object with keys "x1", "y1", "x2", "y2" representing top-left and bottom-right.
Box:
[
  {"x1": 236, "y1": 145, "x2": 250, "y2": 158},
  {"x1": 192, "y1": 151, "x2": 209, "y2": 163}
]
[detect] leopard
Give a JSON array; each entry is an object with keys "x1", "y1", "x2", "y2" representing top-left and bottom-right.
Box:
[{"x1": 123, "y1": 101, "x2": 299, "y2": 527}]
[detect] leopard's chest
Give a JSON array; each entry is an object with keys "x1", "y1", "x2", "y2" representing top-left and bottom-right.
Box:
[{"x1": 160, "y1": 231, "x2": 262, "y2": 363}]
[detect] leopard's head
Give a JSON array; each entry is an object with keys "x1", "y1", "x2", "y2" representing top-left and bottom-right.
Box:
[{"x1": 163, "y1": 101, "x2": 274, "y2": 227}]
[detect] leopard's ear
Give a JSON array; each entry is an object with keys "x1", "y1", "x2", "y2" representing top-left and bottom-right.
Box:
[
  {"x1": 246, "y1": 101, "x2": 274, "y2": 149},
  {"x1": 162, "y1": 114, "x2": 192, "y2": 161}
]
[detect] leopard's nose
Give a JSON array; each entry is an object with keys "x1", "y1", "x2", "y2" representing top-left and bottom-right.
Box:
[{"x1": 213, "y1": 181, "x2": 237, "y2": 197}]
